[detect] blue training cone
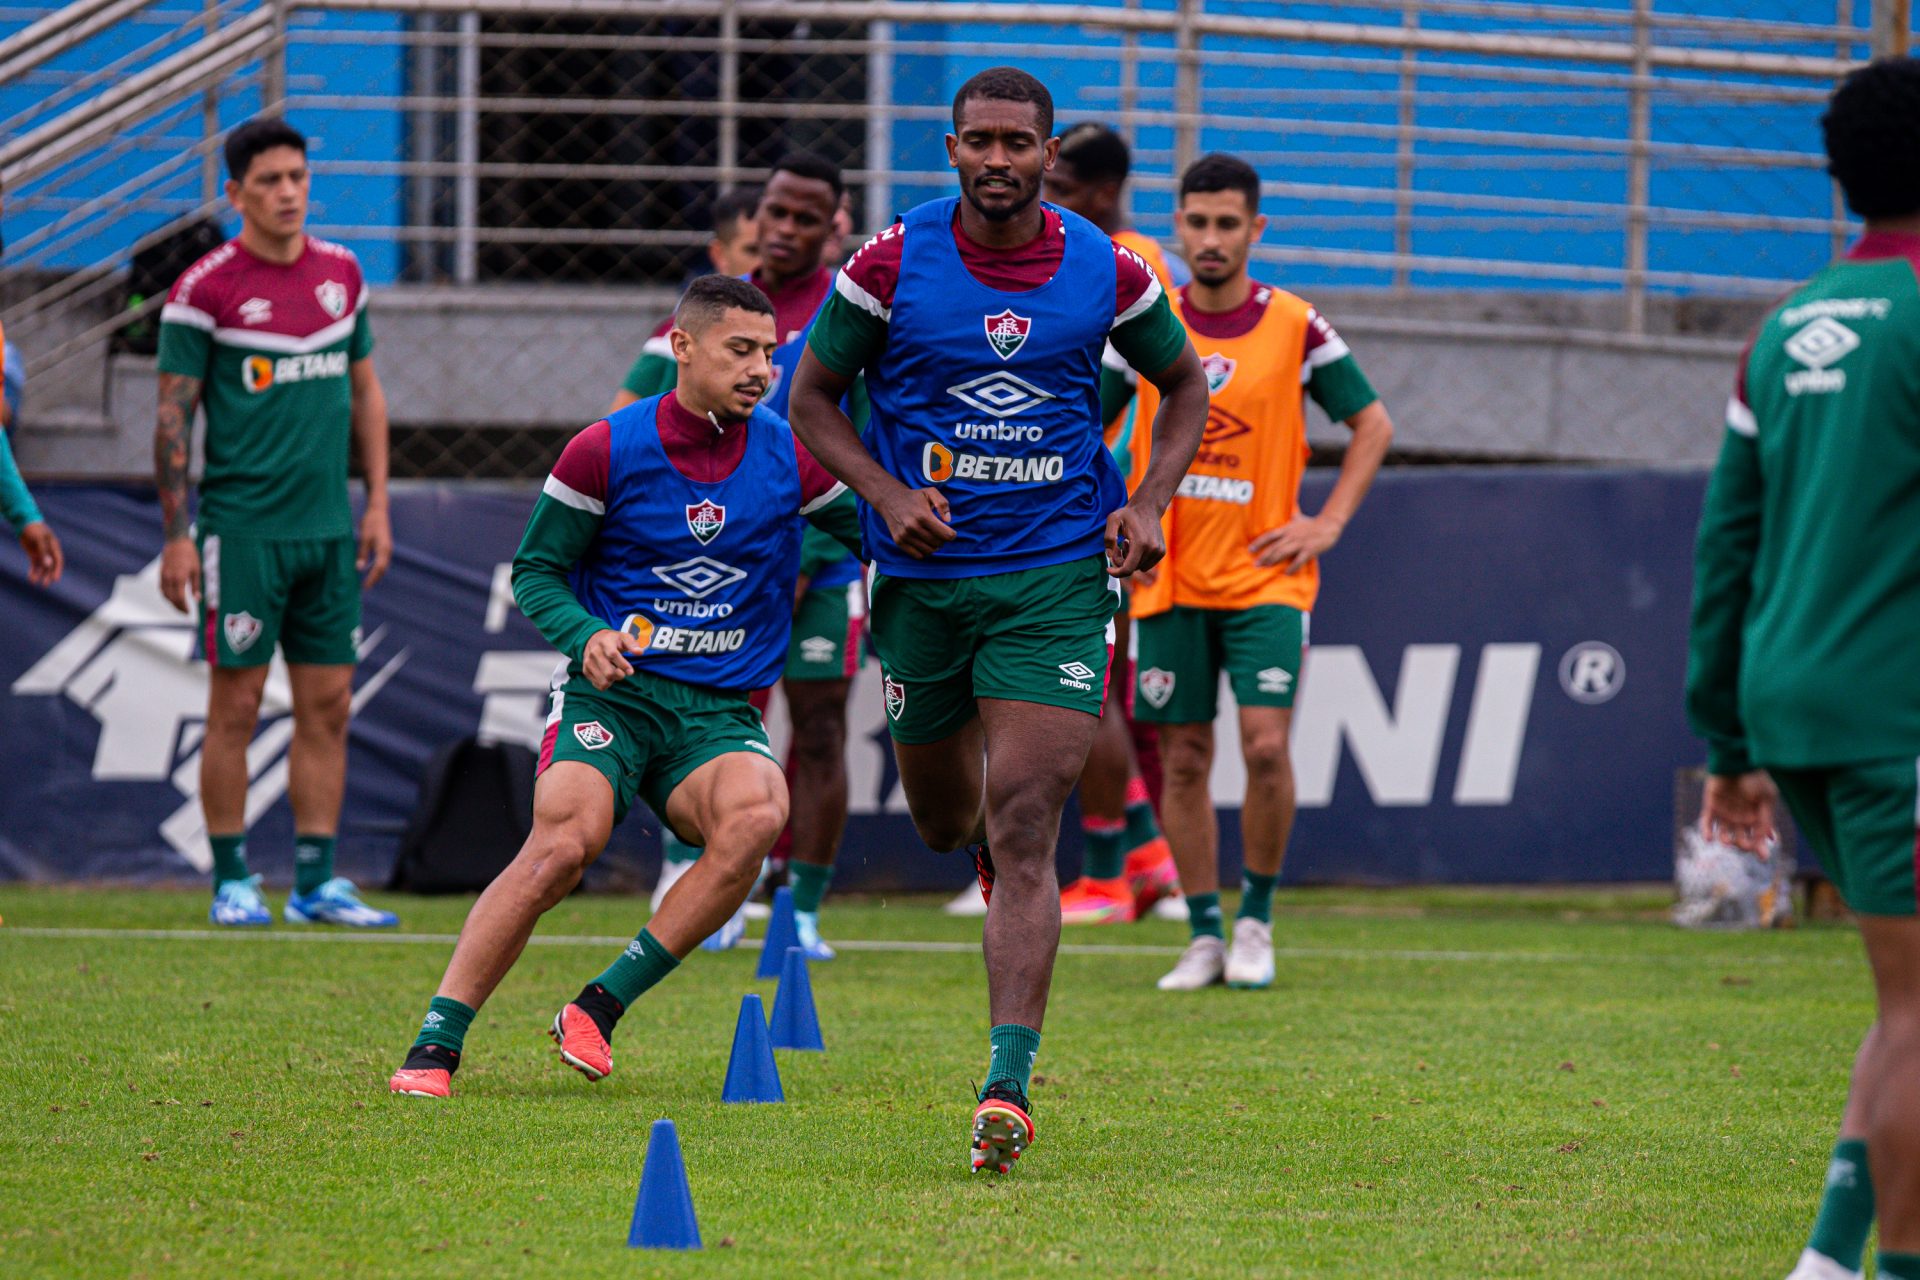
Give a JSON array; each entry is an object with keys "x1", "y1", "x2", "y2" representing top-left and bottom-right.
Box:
[
  {"x1": 627, "y1": 1119, "x2": 701, "y2": 1250},
  {"x1": 769, "y1": 946, "x2": 825, "y2": 1052},
  {"x1": 756, "y1": 886, "x2": 799, "y2": 979},
  {"x1": 721, "y1": 992, "x2": 784, "y2": 1103}
]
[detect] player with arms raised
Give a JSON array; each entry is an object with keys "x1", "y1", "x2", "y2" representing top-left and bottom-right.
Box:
[
  {"x1": 1689, "y1": 58, "x2": 1920, "y2": 1280},
  {"x1": 387, "y1": 275, "x2": 860, "y2": 1100},
  {"x1": 790, "y1": 66, "x2": 1209, "y2": 1173}
]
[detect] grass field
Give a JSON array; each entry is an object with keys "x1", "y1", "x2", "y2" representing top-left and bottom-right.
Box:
[{"x1": 0, "y1": 883, "x2": 1874, "y2": 1278}]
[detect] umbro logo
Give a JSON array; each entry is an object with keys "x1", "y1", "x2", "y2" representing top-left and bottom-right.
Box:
[
  {"x1": 947, "y1": 372, "x2": 1054, "y2": 418},
  {"x1": 651, "y1": 556, "x2": 747, "y2": 600},
  {"x1": 1784, "y1": 317, "x2": 1858, "y2": 369},
  {"x1": 1058, "y1": 660, "x2": 1098, "y2": 691},
  {"x1": 1256, "y1": 666, "x2": 1293, "y2": 695},
  {"x1": 799, "y1": 636, "x2": 837, "y2": 663},
  {"x1": 239, "y1": 297, "x2": 273, "y2": 326}
]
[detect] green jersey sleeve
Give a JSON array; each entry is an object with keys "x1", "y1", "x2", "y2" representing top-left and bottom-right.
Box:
[
  {"x1": 1109, "y1": 288, "x2": 1188, "y2": 379},
  {"x1": 800, "y1": 487, "x2": 863, "y2": 561},
  {"x1": 805, "y1": 288, "x2": 888, "y2": 379},
  {"x1": 0, "y1": 427, "x2": 43, "y2": 533},
  {"x1": 1307, "y1": 355, "x2": 1377, "y2": 423},
  {"x1": 511, "y1": 494, "x2": 611, "y2": 665},
  {"x1": 1685, "y1": 389, "x2": 1763, "y2": 776},
  {"x1": 622, "y1": 343, "x2": 678, "y2": 399},
  {"x1": 156, "y1": 316, "x2": 212, "y2": 380},
  {"x1": 349, "y1": 307, "x2": 373, "y2": 362}
]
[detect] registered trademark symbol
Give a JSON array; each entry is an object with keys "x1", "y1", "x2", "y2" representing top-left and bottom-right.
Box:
[{"x1": 1559, "y1": 642, "x2": 1624, "y2": 704}]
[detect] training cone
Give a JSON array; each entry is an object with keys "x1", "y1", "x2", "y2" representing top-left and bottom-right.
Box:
[
  {"x1": 627, "y1": 1119, "x2": 701, "y2": 1250},
  {"x1": 756, "y1": 886, "x2": 799, "y2": 979},
  {"x1": 769, "y1": 946, "x2": 825, "y2": 1052},
  {"x1": 721, "y1": 993, "x2": 784, "y2": 1103}
]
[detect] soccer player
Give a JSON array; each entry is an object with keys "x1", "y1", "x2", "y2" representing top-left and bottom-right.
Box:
[
  {"x1": 1688, "y1": 58, "x2": 1920, "y2": 1280},
  {"x1": 1040, "y1": 121, "x2": 1183, "y2": 926},
  {"x1": 608, "y1": 154, "x2": 868, "y2": 959},
  {"x1": 1127, "y1": 153, "x2": 1393, "y2": 992},
  {"x1": 387, "y1": 275, "x2": 860, "y2": 1100},
  {"x1": 0, "y1": 408, "x2": 62, "y2": 587},
  {"x1": 790, "y1": 66, "x2": 1208, "y2": 1172},
  {"x1": 611, "y1": 186, "x2": 763, "y2": 412},
  {"x1": 153, "y1": 118, "x2": 397, "y2": 929}
]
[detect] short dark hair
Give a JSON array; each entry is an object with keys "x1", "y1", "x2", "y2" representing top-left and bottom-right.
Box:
[
  {"x1": 769, "y1": 152, "x2": 844, "y2": 200},
  {"x1": 1822, "y1": 57, "x2": 1920, "y2": 221},
  {"x1": 1057, "y1": 123, "x2": 1130, "y2": 184},
  {"x1": 1180, "y1": 152, "x2": 1262, "y2": 212},
  {"x1": 675, "y1": 273, "x2": 775, "y2": 333},
  {"x1": 225, "y1": 117, "x2": 307, "y2": 182},
  {"x1": 710, "y1": 187, "x2": 761, "y2": 237},
  {"x1": 952, "y1": 66, "x2": 1053, "y2": 137}
]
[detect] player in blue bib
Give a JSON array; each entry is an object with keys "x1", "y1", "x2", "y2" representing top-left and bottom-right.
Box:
[
  {"x1": 387, "y1": 276, "x2": 861, "y2": 1100},
  {"x1": 792, "y1": 66, "x2": 1210, "y2": 1172}
]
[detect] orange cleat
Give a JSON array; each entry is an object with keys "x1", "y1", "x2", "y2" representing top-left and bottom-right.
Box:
[
  {"x1": 1124, "y1": 837, "x2": 1180, "y2": 913},
  {"x1": 1059, "y1": 874, "x2": 1138, "y2": 924},
  {"x1": 549, "y1": 1003, "x2": 612, "y2": 1082},
  {"x1": 971, "y1": 1088, "x2": 1036, "y2": 1174},
  {"x1": 387, "y1": 1067, "x2": 451, "y2": 1099}
]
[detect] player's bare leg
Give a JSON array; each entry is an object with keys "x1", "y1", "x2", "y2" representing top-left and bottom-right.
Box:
[
  {"x1": 1226, "y1": 706, "x2": 1294, "y2": 988},
  {"x1": 894, "y1": 715, "x2": 988, "y2": 877},
  {"x1": 202, "y1": 665, "x2": 271, "y2": 925},
  {"x1": 1858, "y1": 915, "x2": 1920, "y2": 1258},
  {"x1": 281, "y1": 664, "x2": 390, "y2": 925},
  {"x1": 784, "y1": 677, "x2": 852, "y2": 956},
  {"x1": 1059, "y1": 678, "x2": 1137, "y2": 922},
  {"x1": 1155, "y1": 721, "x2": 1226, "y2": 989}
]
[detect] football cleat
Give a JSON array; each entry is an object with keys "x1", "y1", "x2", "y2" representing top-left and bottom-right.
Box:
[
  {"x1": 967, "y1": 843, "x2": 996, "y2": 906},
  {"x1": 793, "y1": 909, "x2": 836, "y2": 961},
  {"x1": 1225, "y1": 917, "x2": 1275, "y2": 989},
  {"x1": 1124, "y1": 838, "x2": 1181, "y2": 913},
  {"x1": 549, "y1": 1004, "x2": 612, "y2": 1081},
  {"x1": 1151, "y1": 892, "x2": 1189, "y2": 922},
  {"x1": 1784, "y1": 1249, "x2": 1864, "y2": 1280},
  {"x1": 387, "y1": 1067, "x2": 451, "y2": 1098},
  {"x1": 942, "y1": 883, "x2": 988, "y2": 917},
  {"x1": 700, "y1": 901, "x2": 748, "y2": 951},
  {"x1": 1059, "y1": 875, "x2": 1137, "y2": 925},
  {"x1": 1156, "y1": 934, "x2": 1226, "y2": 990},
  {"x1": 971, "y1": 1086, "x2": 1036, "y2": 1174},
  {"x1": 210, "y1": 874, "x2": 272, "y2": 927},
  {"x1": 283, "y1": 878, "x2": 398, "y2": 928}
]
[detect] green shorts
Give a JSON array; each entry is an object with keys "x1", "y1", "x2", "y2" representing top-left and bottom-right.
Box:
[
  {"x1": 198, "y1": 530, "x2": 360, "y2": 667},
  {"x1": 1770, "y1": 758, "x2": 1920, "y2": 917},
  {"x1": 538, "y1": 667, "x2": 772, "y2": 828},
  {"x1": 784, "y1": 580, "x2": 868, "y2": 682},
  {"x1": 869, "y1": 555, "x2": 1121, "y2": 745},
  {"x1": 1133, "y1": 604, "x2": 1307, "y2": 723}
]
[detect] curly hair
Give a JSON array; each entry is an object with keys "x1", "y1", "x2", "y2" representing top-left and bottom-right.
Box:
[
  {"x1": 1822, "y1": 57, "x2": 1920, "y2": 220},
  {"x1": 952, "y1": 66, "x2": 1053, "y2": 137}
]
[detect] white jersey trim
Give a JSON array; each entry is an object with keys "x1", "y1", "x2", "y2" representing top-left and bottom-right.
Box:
[
  {"x1": 542, "y1": 474, "x2": 606, "y2": 515},
  {"x1": 160, "y1": 302, "x2": 216, "y2": 332},
  {"x1": 1726, "y1": 395, "x2": 1758, "y2": 438},
  {"x1": 642, "y1": 334, "x2": 673, "y2": 358},
  {"x1": 799, "y1": 479, "x2": 849, "y2": 516},
  {"x1": 211, "y1": 313, "x2": 358, "y2": 355},
  {"x1": 835, "y1": 269, "x2": 890, "y2": 322},
  {"x1": 1114, "y1": 273, "x2": 1163, "y2": 328}
]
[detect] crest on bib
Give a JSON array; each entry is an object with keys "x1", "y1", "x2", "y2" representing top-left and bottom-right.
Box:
[
  {"x1": 573, "y1": 720, "x2": 614, "y2": 750},
  {"x1": 984, "y1": 310, "x2": 1031, "y2": 360},
  {"x1": 883, "y1": 675, "x2": 907, "y2": 721},
  {"x1": 1200, "y1": 353, "x2": 1236, "y2": 394},
  {"x1": 1138, "y1": 667, "x2": 1176, "y2": 709},
  {"x1": 685, "y1": 500, "x2": 726, "y2": 545},
  {"x1": 315, "y1": 279, "x2": 349, "y2": 320},
  {"x1": 223, "y1": 611, "x2": 262, "y2": 654}
]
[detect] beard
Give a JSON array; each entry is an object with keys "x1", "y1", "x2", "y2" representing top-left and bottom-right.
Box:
[{"x1": 962, "y1": 174, "x2": 1039, "y2": 223}]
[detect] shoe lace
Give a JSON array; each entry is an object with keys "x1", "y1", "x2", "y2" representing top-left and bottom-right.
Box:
[{"x1": 219, "y1": 873, "x2": 265, "y2": 905}]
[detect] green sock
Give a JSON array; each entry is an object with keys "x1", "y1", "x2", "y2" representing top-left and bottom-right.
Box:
[
  {"x1": 1806, "y1": 1138, "x2": 1874, "y2": 1270},
  {"x1": 1186, "y1": 891, "x2": 1224, "y2": 940},
  {"x1": 1082, "y1": 820, "x2": 1126, "y2": 881},
  {"x1": 663, "y1": 832, "x2": 702, "y2": 865},
  {"x1": 790, "y1": 861, "x2": 834, "y2": 914},
  {"x1": 293, "y1": 834, "x2": 336, "y2": 896},
  {"x1": 1123, "y1": 797, "x2": 1161, "y2": 850},
  {"x1": 984, "y1": 1023, "x2": 1041, "y2": 1098},
  {"x1": 1879, "y1": 1253, "x2": 1920, "y2": 1280},
  {"x1": 593, "y1": 928, "x2": 680, "y2": 1008},
  {"x1": 1237, "y1": 871, "x2": 1277, "y2": 923},
  {"x1": 209, "y1": 834, "x2": 249, "y2": 888},
  {"x1": 411, "y1": 996, "x2": 475, "y2": 1055}
]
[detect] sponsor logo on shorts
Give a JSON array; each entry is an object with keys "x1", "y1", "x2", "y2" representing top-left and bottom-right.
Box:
[
  {"x1": 315, "y1": 279, "x2": 350, "y2": 319},
  {"x1": 685, "y1": 500, "x2": 726, "y2": 545},
  {"x1": 746, "y1": 740, "x2": 775, "y2": 757},
  {"x1": 883, "y1": 675, "x2": 906, "y2": 720},
  {"x1": 1201, "y1": 352, "x2": 1237, "y2": 393},
  {"x1": 799, "y1": 635, "x2": 837, "y2": 663},
  {"x1": 922, "y1": 443, "x2": 1064, "y2": 485},
  {"x1": 947, "y1": 371, "x2": 1053, "y2": 418},
  {"x1": 224, "y1": 611, "x2": 262, "y2": 653},
  {"x1": 573, "y1": 720, "x2": 615, "y2": 750},
  {"x1": 984, "y1": 309, "x2": 1031, "y2": 360},
  {"x1": 239, "y1": 297, "x2": 273, "y2": 326},
  {"x1": 1058, "y1": 660, "x2": 1098, "y2": 692},
  {"x1": 1139, "y1": 666, "x2": 1175, "y2": 708},
  {"x1": 1256, "y1": 666, "x2": 1293, "y2": 695},
  {"x1": 1177, "y1": 473, "x2": 1254, "y2": 505},
  {"x1": 1783, "y1": 316, "x2": 1857, "y2": 396},
  {"x1": 242, "y1": 349, "x2": 348, "y2": 393},
  {"x1": 652, "y1": 556, "x2": 747, "y2": 599}
]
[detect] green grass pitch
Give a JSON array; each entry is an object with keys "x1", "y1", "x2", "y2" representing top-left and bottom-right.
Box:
[{"x1": 0, "y1": 884, "x2": 1869, "y2": 1278}]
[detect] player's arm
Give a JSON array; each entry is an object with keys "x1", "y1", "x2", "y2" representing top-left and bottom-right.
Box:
[
  {"x1": 1686, "y1": 370, "x2": 1775, "y2": 852},
  {"x1": 1099, "y1": 344, "x2": 1137, "y2": 427},
  {"x1": 349, "y1": 356, "x2": 393, "y2": 588},
  {"x1": 1110, "y1": 284, "x2": 1207, "y2": 577},
  {"x1": 0, "y1": 420, "x2": 60, "y2": 587},
  {"x1": 153, "y1": 370, "x2": 203, "y2": 612}
]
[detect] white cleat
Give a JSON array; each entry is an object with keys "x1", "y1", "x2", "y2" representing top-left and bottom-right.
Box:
[
  {"x1": 1156, "y1": 934, "x2": 1226, "y2": 990},
  {"x1": 942, "y1": 883, "x2": 988, "y2": 917},
  {"x1": 650, "y1": 856, "x2": 695, "y2": 912},
  {"x1": 700, "y1": 902, "x2": 748, "y2": 951},
  {"x1": 1785, "y1": 1248, "x2": 1863, "y2": 1280},
  {"x1": 1225, "y1": 917, "x2": 1275, "y2": 988},
  {"x1": 1151, "y1": 892, "x2": 1188, "y2": 922}
]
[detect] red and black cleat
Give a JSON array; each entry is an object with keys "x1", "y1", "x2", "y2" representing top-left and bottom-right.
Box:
[
  {"x1": 970, "y1": 1085, "x2": 1035, "y2": 1174},
  {"x1": 549, "y1": 1003, "x2": 613, "y2": 1082},
  {"x1": 967, "y1": 843, "x2": 996, "y2": 906},
  {"x1": 388, "y1": 1044, "x2": 458, "y2": 1099}
]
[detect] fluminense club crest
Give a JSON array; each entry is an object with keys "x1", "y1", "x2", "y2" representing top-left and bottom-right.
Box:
[
  {"x1": 224, "y1": 611, "x2": 263, "y2": 654},
  {"x1": 1138, "y1": 667, "x2": 1176, "y2": 709},
  {"x1": 883, "y1": 675, "x2": 906, "y2": 720},
  {"x1": 573, "y1": 720, "x2": 614, "y2": 750},
  {"x1": 1201, "y1": 352, "x2": 1237, "y2": 394},
  {"x1": 686, "y1": 500, "x2": 726, "y2": 545},
  {"x1": 315, "y1": 279, "x2": 349, "y2": 320},
  {"x1": 984, "y1": 310, "x2": 1031, "y2": 360}
]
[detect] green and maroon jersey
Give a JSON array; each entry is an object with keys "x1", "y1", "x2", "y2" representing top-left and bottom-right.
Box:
[{"x1": 158, "y1": 236, "x2": 373, "y2": 539}]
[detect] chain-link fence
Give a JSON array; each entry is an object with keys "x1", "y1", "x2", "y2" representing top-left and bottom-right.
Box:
[{"x1": 0, "y1": 0, "x2": 1901, "y2": 475}]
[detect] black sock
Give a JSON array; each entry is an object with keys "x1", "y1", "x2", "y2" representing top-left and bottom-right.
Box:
[
  {"x1": 571, "y1": 981, "x2": 627, "y2": 1043},
  {"x1": 400, "y1": 1042, "x2": 460, "y2": 1075}
]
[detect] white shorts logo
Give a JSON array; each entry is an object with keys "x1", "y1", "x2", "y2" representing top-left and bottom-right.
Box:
[
  {"x1": 573, "y1": 720, "x2": 615, "y2": 750},
  {"x1": 799, "y1": 635, "x2": 838, "y2": 663},
  {"x1": 883, "y1": 675, "x2": 906, "y2": 721},
  {"x1": 1058, "y1": 660, "x2": 1097, "y2": 692},
  {"x1": 1138, "y1": 667, "x2": 1175, "y2": 708},
  {"x1": 1255, "y1": 666, "x2": 1293, "y2": 696},
  {"x1": 224, "y1": 611, "x2": 262, "y2": 654}
]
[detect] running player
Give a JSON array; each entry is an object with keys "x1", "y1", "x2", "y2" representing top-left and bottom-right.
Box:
[
  {"x1": 1689, "y1": 58, "x2": 1920, "y2": 1280},
  {"x1": 790, "y1": 66, "x2": 1209, "y2": 1172},
  {"x1": 1127, "y1": 153, "x2": 1393, "y2": 992},
  {"x1": 154, "y1": 118, "x2": 397, "y2": 929},
  {"x1": 612, "y1": 155, "x2": 866, "y2": 959},
  {"x1": 1040, "y1": 121, "x2": 1182, "y2": 926},
  {"x1": 387, "y1": 275, "x2": 861, "y2": 1100},
  {"x1": 0, "y1": 397, "x2": 62, "y2": 586},
  {"x1": 611, "y1": 186, "x2": 763, "y2": 412}
]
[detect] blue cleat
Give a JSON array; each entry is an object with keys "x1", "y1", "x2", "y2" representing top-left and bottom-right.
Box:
[
  {"x1": 700, "y1": 900, "x2": 748, "y2": 951},
  {"x1": 283, "y1": 877, "x2": 399, "y2": 928},
  {"x1": 793, "y1": 910, "x2": 836, "y2": 961},
  {"x1": 210, "y1": 874, "x2": 272, "y2": 927}
]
